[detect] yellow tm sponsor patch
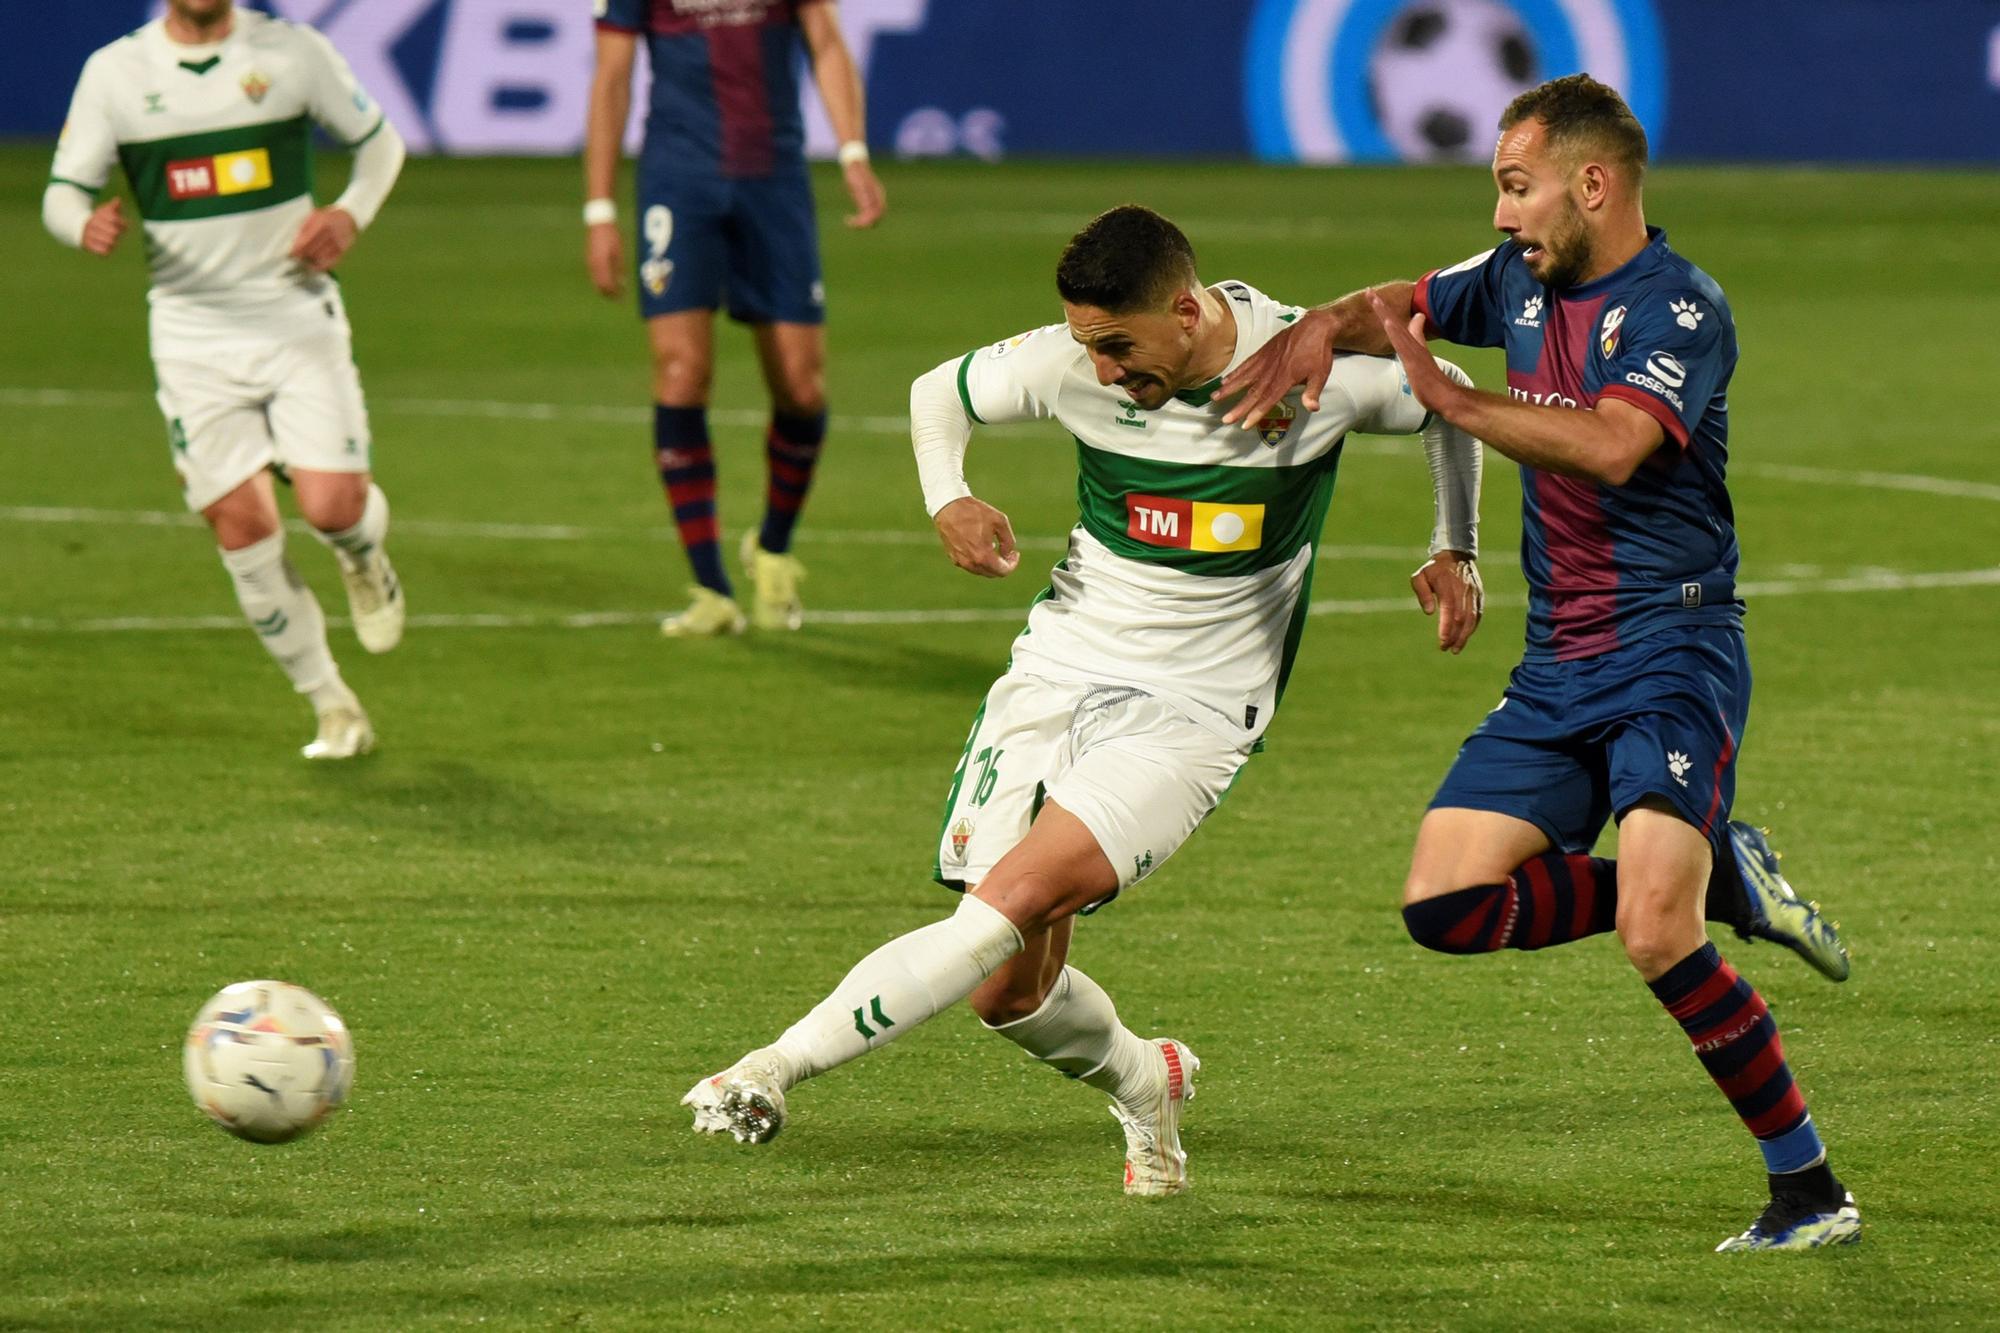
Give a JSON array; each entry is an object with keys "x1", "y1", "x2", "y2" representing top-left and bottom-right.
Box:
[
  {"x1": 1189, "y1": 501, "x2": 1263, "y2": 551},
  {"x1": 213, "y1": 148, "x2": 273, "y2": 194}
]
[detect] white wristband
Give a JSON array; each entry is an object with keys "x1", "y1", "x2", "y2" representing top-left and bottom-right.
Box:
[
  {"x1": 836, "y1": 140, "x2": 870, "y2": 168},
  {"x1": 582, "y1": 198, "x2": 617, "y2": 226}
]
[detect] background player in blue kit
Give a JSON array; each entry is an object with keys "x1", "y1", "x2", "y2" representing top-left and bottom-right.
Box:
[
  {"x1": 584, "y1": 0, "x2": 885, "y2": 637},
  {"x1": 1220, "y1": 75, "x2": 1859, "y2": 1251}
]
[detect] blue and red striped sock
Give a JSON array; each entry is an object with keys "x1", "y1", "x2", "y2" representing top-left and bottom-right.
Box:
[
  {"x1": 1649, "y1": 941, "x2": 1824, "y2": 1173},
  {"x1": 654, "y1": 405, "x2": 730, "y2": 594},
  {"x1": 1402, "y1": 852, "x2": 1618, "y2": 952},
  {"x1": 758, "y1": 408, "x2": 827, "y2": 555}
]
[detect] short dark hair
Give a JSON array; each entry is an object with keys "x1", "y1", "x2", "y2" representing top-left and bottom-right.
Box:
[
  {"x1": 1500, "y1": 73, "x2": 1648, "y2": 181},
  {"x1": 1055, "y1": 205, "x2": 1199, "y2": 313}
]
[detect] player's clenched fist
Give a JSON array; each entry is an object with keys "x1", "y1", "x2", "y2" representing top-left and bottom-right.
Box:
[
  {"x1": 933, "y1": 495, "x2": 1020, "y2": 578},
  {"x1": 289, "y1": 206, "x2": 359, "y2": 273},
  {"x1": 80, "y1": 197, "x2": 127, "y2": 256}
]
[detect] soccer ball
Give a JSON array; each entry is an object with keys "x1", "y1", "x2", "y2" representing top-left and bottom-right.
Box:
[
  {"x1": 1369, "y1": 0, "x2": 1540, "y2": 162},
  {"x1": 183, "y1": 980, "x2": 354, "y2": 1144}
]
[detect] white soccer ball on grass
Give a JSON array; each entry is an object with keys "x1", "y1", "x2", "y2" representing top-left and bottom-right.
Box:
[{"x1": 183, "y1": 980, "x2": 354, "y2": 1143}]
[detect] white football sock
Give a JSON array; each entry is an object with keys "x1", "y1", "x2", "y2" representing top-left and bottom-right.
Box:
[
  {"x1": 766, "y1": 895, "x2": 1023, "y2": 1087},
  {"x1": 312, "y1": 482, "x2": 389, "y2": 569},
  {"x1": 219, "y1": 532, "x2": 344, "y2": 700},
  {"x1": 986, "y1": 965, "x2": 1158, "y2": 1105}
]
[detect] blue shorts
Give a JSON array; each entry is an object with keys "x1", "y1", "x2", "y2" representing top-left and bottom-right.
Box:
[
  {"x1": 632, "y1": 164, "x2": 824, "y2": 325},
  {"x1": 1429, "y1": 624, "x2": 1750, "y2": 856}
]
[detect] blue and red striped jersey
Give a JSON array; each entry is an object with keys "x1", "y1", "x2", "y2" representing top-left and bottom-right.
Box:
[
  {"x1": 597, "y1": 0, "x2": 814, "y2": 178},
  {"x1": 1415, "y1": 228, "x2": 1742, "y2": 662}
]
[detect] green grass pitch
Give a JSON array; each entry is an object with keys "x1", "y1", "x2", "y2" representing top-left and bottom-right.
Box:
[{"x1": 2, "y1": 149, "x2": 1997, "y2": 1329}]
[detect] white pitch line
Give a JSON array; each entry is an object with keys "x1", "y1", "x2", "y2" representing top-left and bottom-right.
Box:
[
  {"x1": 0, "y1": 504, "x2": 1420, "y2": 563},
  {"x1": 7, "y1": 385, "x2": 1997, "y2": 504},
  {"x1": 4, "y1": 566, "x2": 1994, "y2": 636}
]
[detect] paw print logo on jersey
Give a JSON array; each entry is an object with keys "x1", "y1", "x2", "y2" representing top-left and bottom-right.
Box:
[
  {"x1": 1517, "y1": 294, "x2": 1543, "y2": 327},
  {"x1": 1667, "y1": 749, "x2": 1693, "y2": 787},
  {"x1": 1670, "y1": 299, "x2": 1704, "y2": 331}
]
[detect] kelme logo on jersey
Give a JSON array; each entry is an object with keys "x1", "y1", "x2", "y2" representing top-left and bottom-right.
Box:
[
  {"x1": 1125, "y1": 494, "x2": 1265, "y2": 552},
  {"x1": 1253, "y1": 400, "x2": 1295, "y2": 446},
  {"x1": 1600, "y1": 304, "x2": 1627, "y2": 358},
  {"x1": 165, "y1": 148, "x2": 273, "y2": 201}
]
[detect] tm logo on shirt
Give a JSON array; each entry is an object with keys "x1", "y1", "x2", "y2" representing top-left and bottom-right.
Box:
[
  {"x1": 166, "y1": 148, "x2": 272, "y2": 200},
  {"x1": 1126, "y1": 494, "x2": 1264, "y2": 552}
]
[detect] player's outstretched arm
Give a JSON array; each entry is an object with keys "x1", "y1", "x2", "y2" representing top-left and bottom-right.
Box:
[
  {"x1": 1218, "y1": 282, "x2": 1415, "y2": 426},
  {"x1": 799, "y1": 1, "x2": 885, "y2": 229},
  {"x1": 583, "y1": 28, "x2": 637, "y2": 297},
  {"x1": 1366, "y1": 289, "x2": 1663, "y2": 485}
]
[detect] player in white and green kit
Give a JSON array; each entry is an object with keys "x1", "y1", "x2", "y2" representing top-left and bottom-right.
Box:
[
  {"x1": 42, "y1": 0, "x2": 408, "y2": 758},
  {"x1": 684, "y1": 206, "x2": 1487, "y2": 1193}
]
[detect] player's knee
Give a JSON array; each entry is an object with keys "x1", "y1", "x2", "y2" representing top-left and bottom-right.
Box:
[
  {"x1": 770, "y1": 368, "x2": 825, "y2": 417},
  {"x1": 652, "y1": 352, "x2": 713, "y2": 406},
  {"x1": 1615, "y1": 899, "x2": 1703, "y2": 978},
  {"x1": 300, "y1": 488, "x2": 365, "y2": 534},
  {"x1": 967, "y1": 973, "x2": 1045, "y2": 1027}
]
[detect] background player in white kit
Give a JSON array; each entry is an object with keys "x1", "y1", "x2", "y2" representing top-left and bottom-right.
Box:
[
  {"x1": 42, "y1": 0, "x2": 408, "y2": 759},
  {"x1": 684, "y1": 206, "x2": 1487, "y2": 1194}
]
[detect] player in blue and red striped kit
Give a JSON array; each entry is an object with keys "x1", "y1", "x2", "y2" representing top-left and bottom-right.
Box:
[
  {"x1": 1221, "y1": 75, "x2": 1858, "y2": 1251},
  {"x1": 585, "y1": 0, "x2": 884, "y2": 636}
]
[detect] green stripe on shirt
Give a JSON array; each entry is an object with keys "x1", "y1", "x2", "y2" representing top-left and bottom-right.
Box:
[{"x1": 117, "y1": 114, "x2": 312, "y2": 223}]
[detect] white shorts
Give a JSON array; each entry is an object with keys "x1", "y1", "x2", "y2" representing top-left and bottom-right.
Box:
[
  {"x1": 933, "y1": 672, "x2": 1250, "y2": 901},
  {"x1": 152, "y1": 299, "x2": 373, "y2": 512}
]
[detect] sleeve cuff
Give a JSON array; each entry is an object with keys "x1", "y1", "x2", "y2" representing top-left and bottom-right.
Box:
[
  {"x1": 1598, "y1": 384, "x2": 1690, "y2": 447},
  {"x1": 595, "y1": 19, "x2": 641, "y2": 32},
  {"x1": 1410, "y1": 272, "x2": 1445, "y2": 342}
]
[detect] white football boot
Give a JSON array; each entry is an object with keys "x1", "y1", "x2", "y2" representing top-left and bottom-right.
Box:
[
  {"x1": 301, "y1": 697, "x2": 375, "y2": 761},
  {"x1": 682, "y1": 1051, "x2": 789, "y2": 1144},
  {"x1": 1111, "y1": 1038, "x2": 1199, "y2": 1197},
  {"x1": 660, "y1": 586, "x2": 748, "y2": 639},
  {"x1": 336, "y1": 546, "x2": 404, "y2": 654},
  {"x1": 739, "y1": 531, "x2": 806, "y2": 631}
]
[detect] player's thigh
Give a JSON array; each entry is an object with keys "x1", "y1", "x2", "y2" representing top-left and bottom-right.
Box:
[
  {"x1": 154, "y1": 355, "x2": 277, "y2": 515},
  {"x1": 749, "y1": 321, "x2": 825, "y2": 416},
  {"x1": 201, "y1": 469, "x2": 284, "y2": 551},
  {"x1": 1421, "y1": 678, "x2": 1609, "y2": 895},
  {"x1": 1600, "y1": 627, "x2": 1750, "y2": 861},
  {"x1": 722, "y1": 172, "x2": 825, "y2": 329},
  {"x1": 1405, "y1": 806, "x2": 1554, "y2": 904},
  {"x1": 934, "y1": 674, "x2": 1074, "y2": 892},
  {"x1": 972, "y1": 801, "x2": 1121, "y2": 934},
  {"x1": 264, "y1": 311, "x2": 373, "y2": 502},
  {"x1": 634, "y1": 167, "x2": 726, "y2": 324},
  {"x1": 1037, "y1": 687, "x2": 1247, "y2": 904}
]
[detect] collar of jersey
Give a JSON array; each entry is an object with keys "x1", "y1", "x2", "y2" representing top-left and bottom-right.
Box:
[{"x1": 1173, "y1": 377, "x2": 1223, "y2": 406}]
